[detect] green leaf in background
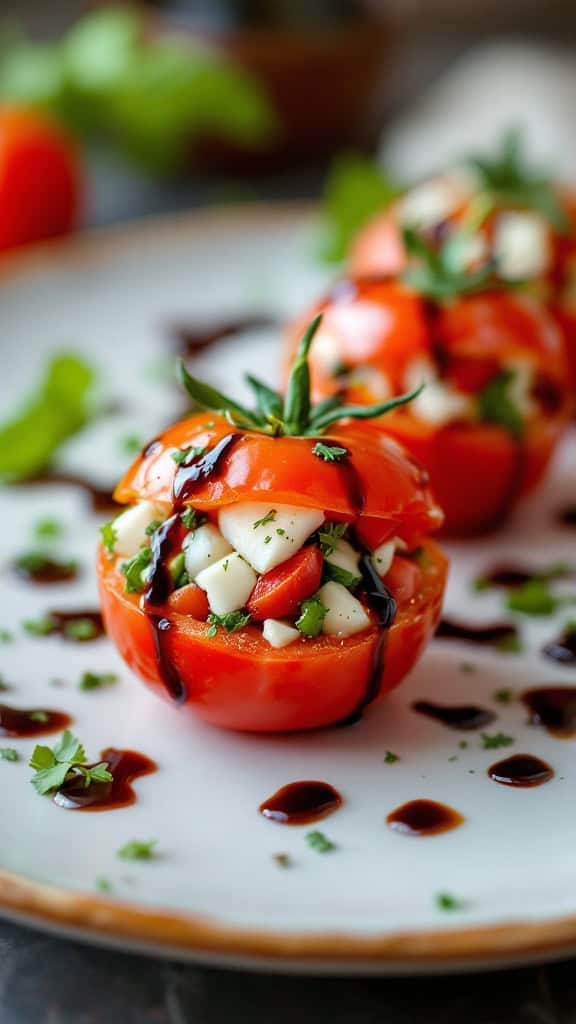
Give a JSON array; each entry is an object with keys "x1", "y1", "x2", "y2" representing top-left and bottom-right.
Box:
[
  {"x1": 0, "y1": 7, "x2": 276, "y2": 176},
  {"x1": 476, "y1": 369, "x2": 524, "y2": 440},
  {"x1": 0, "y1": 354, "x2": 96, "y2": 482},
  {"x1": 320, "y1": 151, "x2": 402, "y2": 264}
]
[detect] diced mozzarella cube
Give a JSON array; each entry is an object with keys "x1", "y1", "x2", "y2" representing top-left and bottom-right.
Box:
[
  {"x1": 113, "y1": 501, "x2": 170, "y2": 558},
  {"x1": 319, "y1": 582, "x2": 371, "y2": 638},
  {"x1": 398, "y1": 178, "x2": 462, "y2": 230},
  {"x1": 507, "y1": 359, "x2": 536, "y2": 418},
  {"x1": 196, "y1": 552, "x2": 256, "y2": 616},
  {"x1": 493, "y1": 212, "x2": 552, "y2": 281},
  {"x1": 218, "y1": 503, "x2": 324, "y2": 574},
  {"x1": 371, "y1": 540, "x2": 396, "y2": 576},
  {"x1": 262, "y1": 619, "x2": 300, "y2": 649},
  {"x1": 325, "y1": 538, "x2": 361, "y2": 578},
  {"x1": 183, "y1": 524, "x2": 232, "y2": 580}
]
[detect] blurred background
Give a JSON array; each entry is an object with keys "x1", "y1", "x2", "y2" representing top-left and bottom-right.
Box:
[{"x1": 3, "y1": 0, "x2": 576, "y2": 234}]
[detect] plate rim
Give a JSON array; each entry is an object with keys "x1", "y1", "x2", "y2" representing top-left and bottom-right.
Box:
[{"x1": 2, "y1": 203, "x2": 575, "y2": 970}]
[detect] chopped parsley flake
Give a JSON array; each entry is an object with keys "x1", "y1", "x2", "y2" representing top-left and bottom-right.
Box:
[
  {"x1": 253, "y1": 509, "x2": 277, "y2": 530},
  {"x1": 121, "y1": 546, "x2": 152, "y2": 594},
  {"x1": 506, "y1": 579, "x2": 560, "y2": 616},
  {"x1": 477, "y1": 369, "x2": 524, "y2": 440},
  {"x1": 384, "y1": 751, "x2": 399, "y2": 764},
  {"x1": 30, "y1": 711, "x2": 49, "y2": 723},
  {"x1": 322, "y1": 562, "x2": 361, "y2": 591},
  {"x1": 79, "y1": 671, "x2": 118, "y2": 691},
  {"x1": 181, "y1": 507, "x2": 202, "y2": 531},
  {"x1": 436, "y1": 892, "x2": 466, "y2": 912},
  {"x1": 0, "y1": 748, "x2": 18, "y2": 762},
  {"x1": 117, "y1": 839, "x2": 157, "y2": 861},
  {"x1": 306, "y1": 830, "x2": 336, "y2": 853},
  {"x1": 481, "y1": 731, "x2": 515, "y2": 750},
  {"x1": 100, "y1": 519, "x2": 118, "y2": 557},
  {"x1": 296, "y1": 595, "x2": 328, "y2": 637},
  {"x1": 495, "y1": 633, "x2": 523, "y2": 654},
  {"x1": 23, "y1": 616, "x2": 55, "y2": 637},
  {"x1": 318, "y1": 522, "x2": 347, "y2": 557},
  {"x1": 29, "y1": 729, "x2": 113, "y2": 796},
  {"x1": 64, "y1": 618, "x2": 99, "y2": 641},
  {"x1": 312, "y1": 442, "x2": 349, "y2": 463},
  {"x1": 145, "y1": 519, "x2": 162, "y2": 536},
  {"x1": 493, "y1": 688, "x2": 515, "y2": 705},
  {"x1": 276, "y1": 528, "x2": 286, "y2": 537},
  {"x1": 171, "y1": 446, "x2": 206, "y2": 465},
  {"x1": 34, "y1": 517, "x2": 63, "y2": 540},
  {"x1": 458, "y1": 740, "x2": 468, "y2": 750},
  {"x1": 96, "y1": 877, "x2": 113, "y2": 894},
  {"x1": 120, "y1": 434, "x2": 143, "y2": 456},
  {"x1": 264, "y1": 535, "x2": 272, "y2": 544},
  {"x1": 206, "y1": 610, "x2": 251, "y2": 637},
  {"x1": 0, "y1": 629, "x2": 13, "y2": 644}
]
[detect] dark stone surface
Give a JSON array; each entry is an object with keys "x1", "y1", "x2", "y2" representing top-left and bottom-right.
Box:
[{"x1": 1, "y1": 917, "x2": 576, "y2": 1023}]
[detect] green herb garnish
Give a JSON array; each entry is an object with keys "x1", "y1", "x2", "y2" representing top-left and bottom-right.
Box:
[
  {"x1": 117, "y1": 839, "x2": 157, "y2": 861},
  {"x1": 317, "y1": 522, "x2": 348, "y2": 557},
  {"x1": 179, "y1": 315, "x2": 423, "y2": 438},
  {"x1": 481, "y1": 732, "x2": 515, "y2": 750},
  {"x1": 14, "y1": 551, "x2": 77, "y2": 577},
  {"x1": 0, "y1": 748, "x2": 18, "y2": 762},
  {"x1": 79, "y1": 671, "x2": 118, "y2": 691},
  {"x1": 402, "y1": 227, "x2": 492, "y2": 303},
  {"x1": 295, "y1": 595, "x2": 328, "y2": 638},
  {"x1": 29, "y1": 729, "x2": 112, "y2": 795},
  {"x1": 171, "y1": 445, "x2": 206, "y2": 465},
  {"x1": 506, "y1": 578, "x2": 561, "y2": 616},
  {"x1": 306, "y1": 830, "x2": 336, "y2": 853},
  {"x1": 100, "y1": 519, "x2": 118, "y2": 557},
  {"x1": 30, "y1": 711, "x2": 49, "y2": 723},
  {"x1": 145, "y1": 519, "x2": 162, "y2": 537},
  {"x1": 320, "y1": 151, "x2": 401, "y2": 263},
  {"x1": 312, "y1": 442, "x2": 349, "y2": 463},
  {"x1": 34, "y1": 517, "x2": 63, "y2": 541},
  {"x1": 384, "y1": 751, "x2": 399, "y2": 764},
  {"x1": 0, "y1": 354, "x2": 95, "y2": 482},
  {"x1": 96, "y1": 877, "x2": 113, "y2": 894},
  {"x1": 63, "y1": 618, "x2": 99, "y2": 641},
  {"x1": 121, "y1": 546, "x2": 152, "y2": 594},
  {"x1": 436, "y1": 892, "x2": 467, "y2": 912},
  {"x1": 206, "y1": 610, "x2": 251, "y2": 637},
  {"x1": 493, "y1": 688, "x2": 515, "y2": 705},
  {"x1": 168, "y1": 552, "x2": 188, "y2": 589},
  {"x1": 476, "y1": 369, "x2": 524, "y2": 440},
  {"x1": 23, "y1": 617, "x2": 55, "y2": 637},
  {"x1": 119, "y1": 434, "x2": 142, "y2": 456},
  {"x1": 181, "y1": 508, "x2": 202, "y2": 531},
  {"x1": 322, "y1": 562, "x2": 361, "y2": 591},
  {"x1": 466, "y1": 128, "x2": 569, "y2": 233},
  {"x1": 0, "y1": 629, "x2": 13, "y2": 644},
  {"x1": 253, "y1": 509, "x2": 277, "y2": 530}
]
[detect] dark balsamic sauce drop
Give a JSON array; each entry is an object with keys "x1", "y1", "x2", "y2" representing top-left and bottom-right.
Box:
[
  {"x1": 14, "y1": 471, "x2": 117, "y2": 514},
  {"x1": 387, "y1": 799, "x2": 464, "y2": 837},
  {"x1": 336, "y1": 552, "x2": 396, "y2": 728},
  {"x1": 436, "y1": 618, "x2": 519, "y2": 648},
  {"x1": 259, "y1": 781, "x2": 342, "y2": 825},
  {"x1": 543, "y1": 626, "x2": 576, "y2": 665},
  {"x1": 0, "y1": 704, "x2": 71, "y2": 738},
  {"x1": 412, "y1": 700, "x2": 496, "y2": 731},
  {"x1": 172, "y1": 315, "x2": 277, "y2": 358},
  {"x1": 488, "y1": 754, "x2": 554, "y2": 788},
  {"x1": 143, "y1": 515, "x2": 186, "y2": 703},
  {"x1": 45, "y1": 609, "x2": 105, "y2": 642},
  {"x1": 142, "y1": 439, "x2": 161, "y2": 458},
  {"x1": 558, "y1": 505, "x2": 576, "y2": 527},
  {"x1": 521, "y1": 687, "x2": 576, "y2": 738},
  {"x1": 173, "y1": 433, "x2": 241, "y2": 502},
  {"x1": 13, "y1": 556, "x2": 78, "y2": 585},
  {"x1": 53, "y1": 749, "x2": 157, "y2": 811},
  {"x1": 476, "y1": 564, "x2": 537, "y2": 588}
]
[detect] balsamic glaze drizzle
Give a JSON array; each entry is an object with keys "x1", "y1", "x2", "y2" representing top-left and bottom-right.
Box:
[
  {"x1": 172, "y1": 316, "x2": 277, "y2": 358},
  {"x1": 259, "y1": 781, "x2": 342, "y2": 825},
  {"x1": 436, "y1": 618, "x2": 519, "y2": 648},
  {"x1": 143, "y1": 515, "x2": 186, "y2": 703},
  {"x1": 173, "y1": 433, "x2": 241, "y2": 502},
  {"x1": 543, "y1": 627, "x2": 576, "y2": 666},
  {"x1": 387, "y1": 799, "x2": 464, "y2": 837},
  {"x1": 488, "y1": 754, "x2": 554, "y2": 788},
  {"x1": 0, "y1": 704, "x2": 71, "y2": 738},
  {"x1": 53, "y1": 748, "x2": 157, "y2": 811},
  {"x1": 521, "y1": 687, "x2": 576, "y2": 738},
  {"x1": 412, "y1": 700, "x2": 496, "y2": 731}
]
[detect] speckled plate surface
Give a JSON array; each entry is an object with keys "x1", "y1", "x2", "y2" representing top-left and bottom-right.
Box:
[{"x1": 0, "y1": 204, "x2": 575, "y2": 974}]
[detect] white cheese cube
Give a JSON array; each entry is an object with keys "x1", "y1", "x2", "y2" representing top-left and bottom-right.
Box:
[
  {"x1": 218, "y1": 503, "x2": 324, "y2": 574},
  {"x1": 196, "y1": 552, "x2": 256, "y2": 617},
  {"x1": 183, "y1": 524, "x2": 232, "y2": 580},
  {"x1": 325, "y1": 538, "x2": 361, "y2": 578},
  {"x1": 371, "y1": 540, "x2": 396, "y2": 577},
  {"x1": 113, "y1": 501, "x2": 170, "y2": 558},
  {"x1": 493, "y1": 212, "x2": 552, "y2": 280},
  {"x1": 319, "y1": 582, "x2": 371, "y2": 638},
  {"x1": 262, "y1": 619, "x2": 300, "y2": 649},
  {"x1": 398, "y1": 178, "x2": 462, "y2": 230},
  {"x1": 406, "y1": 358, "x2": 472, "y2": 426}
]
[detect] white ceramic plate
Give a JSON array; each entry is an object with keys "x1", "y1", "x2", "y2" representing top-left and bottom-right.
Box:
[{"x1": 0, "y1": 204, "x2": 575, "y2": 974}]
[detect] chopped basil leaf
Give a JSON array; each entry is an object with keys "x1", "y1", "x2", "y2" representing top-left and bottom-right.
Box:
[
  {"x1": 312, "y1": 442, "x2": 349, "y2": 463},
  {"x1": 63, "y1": 618, "x2": 99, "y2": 641},
  {"x1": 181, "y1": 508, "x2": 200, "y2": 531},
  {"x1": 295, "y1": 595, "x2": 328, "y2": 638},
  {"x1": 322, "y1": 562, "x2": 361, "y2": 591},
  {"x1": 121, "y1": 546, "x2": 152, "y2": 594},
  {"x1": 0, "y1": 748, "x2": 18, "y2": 762},
  {"x1": 317, "y1": 522, "x2": 348, "y2": 557},
  {"x1": 34, "y1": 517, "x2": 64, "y2": 541},
  {"x1": 23, "y1": 617, "x2": 55, "y2": 637},
  {"x1": 145, "y1": 519, "x2": 162, "y2": 536},
  {"x1": 206, "y1": 610, "x2": 251, "y2": 637},
  {"x1": 117, "y1": 839, "x2": 157, "y2": 861},
  {"x1": 477, "y1": 369, "x2": 524, "y2": 440},
  {"x1": 168, "y1": 552, "x2": 188, "y2": 588},
  {"x1": 100, "y1": 519, "x2": 118, "y2": 556},
  {"x1": 171, "y1": 445, "x2": 206, "y2": 465},
  {"x1": 306, "y1": 830, "x2": 336, "y2": 853},
  {"x1": 506, "y1": 579, "x2": 560, "y2": 616}
]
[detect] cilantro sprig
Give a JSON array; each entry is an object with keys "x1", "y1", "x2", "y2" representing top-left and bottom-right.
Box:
[
  {"x1": 117, "y1": 839, "x2": 157, "y2": 861},
  {"x1": 179, "y1": 315, "x2": 423, "y2": 438},
  {"x1": 476, "y1": 369, "x2": 524, "y2": 439},
  {"x1": 29, "y1": 729, "x2": 113, "y2": 796},
  {"x1": 319, "y1": 151, "x2": 402, "y2": 264},
  {"x1": 206, "y1": 611, "x2": 251, "y2": 637},
  {"x1": 402, "y1": 227, "x2": 493, "y2": 303}
]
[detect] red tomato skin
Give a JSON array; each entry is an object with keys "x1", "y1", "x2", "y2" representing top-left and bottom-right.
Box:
[
  {"x1": 97, "y1": 539, "x2": 447, "y2": 733},
  {"x1": 383, "y1": 556, "x2": 422, "y2": 604},
  {"x1": 247, "y1": 546, "x2": 323, "y2": 621},
  {"x1": 0, "y1": 107, "x2": 80, "y2": 251}
]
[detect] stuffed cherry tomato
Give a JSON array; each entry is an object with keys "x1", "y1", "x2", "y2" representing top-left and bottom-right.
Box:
[
  {"x1": 98, "y1": 319, "x2": 446, "y2": 733},
  {"x1": 288, "y1": 237, "x2": 570, "y2": 536},
  {"x1": 348, "y1": 131, "x2": 576, "y2": 397}
]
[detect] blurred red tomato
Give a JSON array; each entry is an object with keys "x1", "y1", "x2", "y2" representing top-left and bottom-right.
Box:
[{"x1": 0, "y1": 107, "x2": 81, "y2": 252}]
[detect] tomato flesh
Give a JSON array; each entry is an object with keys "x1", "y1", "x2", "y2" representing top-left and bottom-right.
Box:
[
  {"x1": 247, "y1": 546, "x2": 323, "y2": 621},
  {"x1": 167, "y1": 582, "x2": 209, "y2": 619}
]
